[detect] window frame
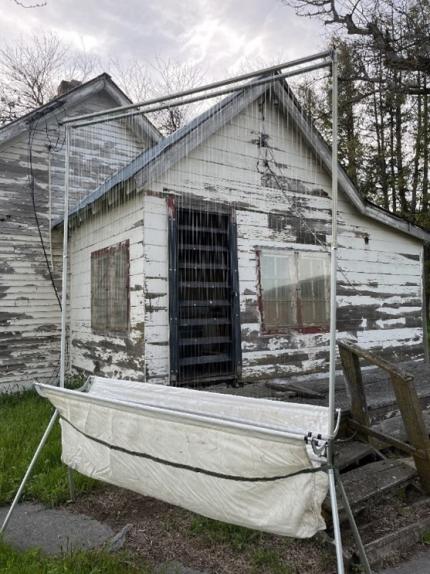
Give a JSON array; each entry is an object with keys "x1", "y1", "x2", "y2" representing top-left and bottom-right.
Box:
[
  {"x1": 91, "y1": 239, "x2": 130, "y2": 335},
  {"x1": 256, "y1": 247, "x2": 330, "y2": 335}
]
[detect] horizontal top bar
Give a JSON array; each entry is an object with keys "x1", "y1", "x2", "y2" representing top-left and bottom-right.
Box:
[
  {"x1": 61, "y1": 50, "x2": 332, "y2": 126},
  {"x1": 68, "y1": 60, "x2": 332, "y2": 129},
  {"x1": 35, "y1": 382, "x2": 333, "y2": 445}
]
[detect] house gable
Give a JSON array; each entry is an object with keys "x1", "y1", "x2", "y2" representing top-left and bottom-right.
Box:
[
  {"x1": 0, "y1": 74, "x2": 161, "y2": 391},
  {"x1": 65, "y1": 88, "x2": 426, "y2": 383},
  {"x1": 62, "y1": 79, "x2": 429, "y2": 244},
  {"x1": 0, "y1": 73, "x2": 161, "y2": 149}
]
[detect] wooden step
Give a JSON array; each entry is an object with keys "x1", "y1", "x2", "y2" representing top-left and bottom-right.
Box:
[
  {"x1": 372, "y1": 409, "x2": 430, "y2": 443},
  {"x1": 265, "y1": 380, "x2": 325, "y2": 399},
  {"x1": 340, "y1": 459, "x2": 416, "y2": 511},
  {"x1": 364, "y1": 509, "x2": 430, "y2": 567},
  {"x1": 323, "y1": 498, "x2": 430, "y2": 569},
  {"x1": 335, "y1": 440, "x2": 380, "y2": 471},
  {"x1": 325, "y1": 459, "x2": 417, "y2": 516}
]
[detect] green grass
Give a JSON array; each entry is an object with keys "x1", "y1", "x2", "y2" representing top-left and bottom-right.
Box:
[
  {"x1": 189, "y1": 517, "x2": 294, "y2": 572},
  {"x1": 0, "y1": 386, "x2": 151, "y2": 572},
  {"x1": 0, "y1": 538, "x2": 150, "y2": 574},
  {"x1": 0, "y1": 389, "x2": 98, "y2": 506},
  {"x1": 190, "y1": 515, "x2": 264, "y2": 551},
  {"x1": 250, "y1": 547, "x2": 293, "y2": 574}
]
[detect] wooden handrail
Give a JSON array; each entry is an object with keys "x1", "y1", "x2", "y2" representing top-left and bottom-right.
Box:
[
  {"x1": 338, "y1": 340, "x2": 414, "y2": 382},
  {"x1": 338, "y1": 339, "x2": 430, "y2": 494}
]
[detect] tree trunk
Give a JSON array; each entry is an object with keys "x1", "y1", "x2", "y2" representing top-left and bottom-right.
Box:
[
  {"x1": 395, "y1": 74, "x2": 407, "y2": 215},
  {"x1": 389, "y1": 96, "x2": 397, "y2": 213},
  {"x1": 411, "y1": 79, "x2": 422, "y2": 215},
  {"x1": 375, "y1": 80, "x2": 389, "y2": 209},
  {"x1": 423, "y1": 77, "x2": 429, "y2": 215}
]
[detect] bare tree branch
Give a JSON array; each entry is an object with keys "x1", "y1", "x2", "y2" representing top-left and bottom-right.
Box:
[
  {"x1": 283, "y1": 0, "x2": 430, "y2": 75},
  {"x1": 0, "y1": 32, "x2": 98, "y2": 125},
  {"x1": 11, "y1": 0, "x2": 47, "y2": 7},
  {"x1": 148, "y1": 58, "x2": 205, "y2": 134}
]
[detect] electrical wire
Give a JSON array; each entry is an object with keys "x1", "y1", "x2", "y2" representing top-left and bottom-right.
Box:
[
  {"x1": 27, "y1": 116, "x2": 62, "y2": 308},
  {"x1": 27, "y1": 115, "x2": 64, "y2": 386}
]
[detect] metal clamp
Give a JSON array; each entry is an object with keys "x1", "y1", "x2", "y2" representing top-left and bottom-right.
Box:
[
  {"x1": 310, "y1": 436, "x2": 328, "y2": 457},
  {"x1": 333, "y1": 408, "x2": 342, "y2": 438}
]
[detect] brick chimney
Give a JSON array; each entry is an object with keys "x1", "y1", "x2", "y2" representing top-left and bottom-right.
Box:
[{"x1": 57, "y1": 79, "x2": 82, "y2": 97}]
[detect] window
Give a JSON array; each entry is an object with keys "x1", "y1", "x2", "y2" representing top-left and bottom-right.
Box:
[
  {"x1": 259, "y1": 250, "x2": 330, "y2": 333},
  {"x1": 268, "y1": 214, "x2": 327, "y2": 246},
  {"x1": 91, "y1": 240, "x2": 129, "y2": 333}
]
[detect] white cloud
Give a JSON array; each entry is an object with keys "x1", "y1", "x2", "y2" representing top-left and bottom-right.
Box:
[
  {"x1": 0, "y1": 0, "x2": 327, "y2": 79},
  {"x1": 181, "y1": 17, "x2": 253, "y2": 67},
  {"x1": 51, "y1": 28, "x2": 103, "y2": 53}
]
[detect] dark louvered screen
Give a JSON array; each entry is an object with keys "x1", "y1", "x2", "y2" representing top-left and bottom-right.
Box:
[{"x1": 169, "y1": 203, "x2": 241, "y2": 386}]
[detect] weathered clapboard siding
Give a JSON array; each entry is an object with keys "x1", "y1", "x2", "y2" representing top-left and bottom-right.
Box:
[
  {"x1": 68, "y1": 194, "x2": 145, "y2": 379},
  {"x1": 67, "y1": 191, "x2": 169, "y2": 382},
  {"x1": 141, "y1": 194, "x2": 169, "y2": 383},
  {"x1": 157, "y1": 97, "x2": 423, "y2": 381},
  {"x1": 66, "y1": 91, "x2": 426, "y2": 384},
  {"x1": 0, "y1": 78, "x2": 155, "y2": 391}
]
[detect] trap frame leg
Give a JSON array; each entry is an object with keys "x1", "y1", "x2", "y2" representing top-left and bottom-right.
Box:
[
  {"x1": 67, "y1": 467, "x2": 76, "y2": 501},
  {"x1": 328, "y1": 466, "x2": 345, "y2": 574},
  {"x1": 336, "y1": 470, "x2": 373, "y2": 574},
  {"x1": 0, "y1": 410, "x2": 59, "y2": 534}
]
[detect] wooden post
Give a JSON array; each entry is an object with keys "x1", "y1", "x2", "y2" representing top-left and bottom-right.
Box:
[
  {"x1": 338, "y1": 339, "x2": 430, "y2": 494},
  {"x1": 390, "y1": 373, "x2": 430, "y2": 494},
  {"x1": 338, "y1": 344, "x2": 370, "y2": 430},
  {"x1": 422, "y1": 244, "x2": 429, "y2": 363}
]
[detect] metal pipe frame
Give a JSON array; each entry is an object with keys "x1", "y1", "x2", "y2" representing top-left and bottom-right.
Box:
[
  {"x1": 70, "y1": 60, "x2": 331, "y2": 129},
  {"x1": 326, "y1": 48, "x2": 346, "y2": 574},
  {"x1": 336, "y1": 469, "x2": 373, "y2": 574},
  {"x1": 59, "y1": 125, "x2": 70, "y2": 389},
  {"x1": 35, "y1": 382, "x2": 339, "y2": 444},
  {"x1": 61, "y1": 49, "x2": 331, "y2": 126},
  {"x1": 328, "y1": 467, "x2": 345, "y2": 574},
  {"x1": 0, "y1": 410, "x2": 59, "y2": 534},
  {"x1": 2, "y1": 50, "x2": 369, "y2": 574},
  {"x1": 328, "y1": 50, "x2": 339, "y2": 447}
]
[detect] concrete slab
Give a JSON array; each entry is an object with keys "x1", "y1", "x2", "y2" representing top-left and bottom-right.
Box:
[
  {"x1": 379, "y1": 548, "x2": 430, "y2": 573},
  {"x1": 0, "y1": 503, "x2": 114, "y2": 555}
]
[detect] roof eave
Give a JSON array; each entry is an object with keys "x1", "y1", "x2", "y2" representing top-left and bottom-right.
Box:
[
  {"x1": 53, "y1": 77, "x2": 430, "y2": 243},
  {"x1": 0, "y1": 73, "x2": 162, "y2": 148},
  {"x1": 272, "y1": 82, "x2": 430, "y2": 243},
  {"x1": 0, "y1": 75, "x2": 106, "y2": 146}
]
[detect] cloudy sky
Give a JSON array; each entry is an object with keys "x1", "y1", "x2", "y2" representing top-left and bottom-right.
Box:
[{"x1": 2, "y1": 0, "x2": 327, "y2": 78}]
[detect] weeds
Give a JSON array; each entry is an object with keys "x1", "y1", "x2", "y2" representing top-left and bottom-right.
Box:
[
  {"x1": 251, "y1": 547, "x2": 293, "y2": 573},
  {"x1": 190, "y1": 515, "x2": 264, "y2": 551},
  {"x1": 0, "y1": 538, "x2": 150, "y2": 574},
  {"x1": 0, "y1": 389, "x2": 97, "y2": 506}
]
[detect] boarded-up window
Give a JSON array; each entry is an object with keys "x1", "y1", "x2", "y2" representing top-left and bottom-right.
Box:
[
  {"x1": 259, "y1": 250, "x2": 330, "y2": 332},
  {"x1": 91, "y1": 240, "x2": 129, "y2": 333}
]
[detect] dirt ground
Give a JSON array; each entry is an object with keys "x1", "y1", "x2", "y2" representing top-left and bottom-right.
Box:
[
  {"x1": 69, "y1": 486, "x2": 336, "y2": 574},
  {"x1": 66, "y1": 481, "x2": 430, "y2": 574}
]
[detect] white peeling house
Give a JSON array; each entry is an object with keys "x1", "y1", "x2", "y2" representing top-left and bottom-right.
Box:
[
  {"x1": 0, "y1": 74, "x2": 161, "y2": 391},
  {"x1": 59, "y1": 80, "x2": 430, "y2": 387}
]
